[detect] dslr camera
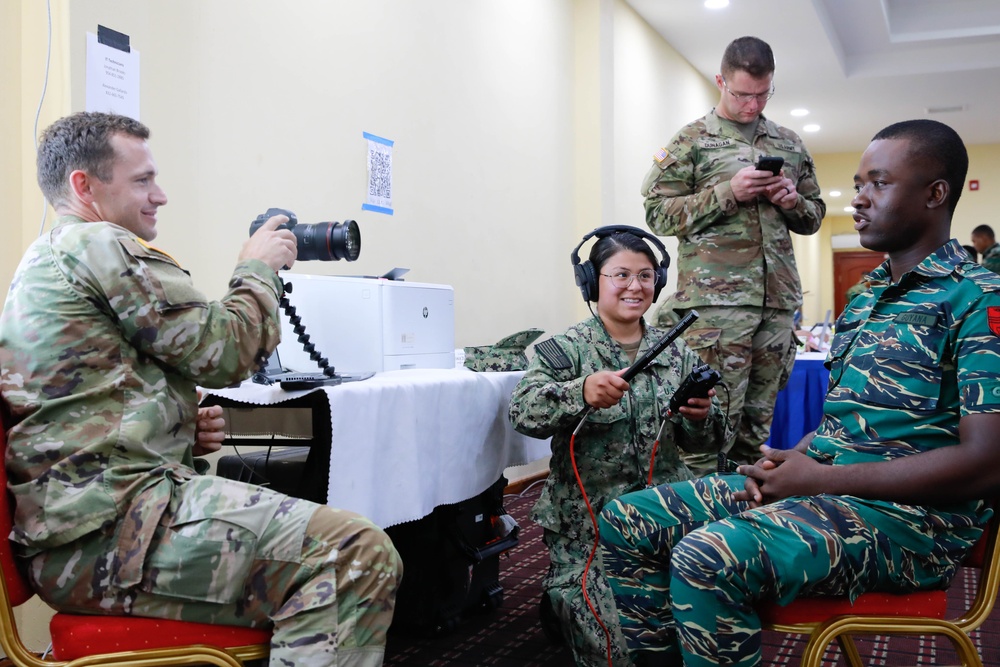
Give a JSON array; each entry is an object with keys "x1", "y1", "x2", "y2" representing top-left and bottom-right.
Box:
[{"x1": 249, "y1": 207, "x2": 361, "y2": 262}]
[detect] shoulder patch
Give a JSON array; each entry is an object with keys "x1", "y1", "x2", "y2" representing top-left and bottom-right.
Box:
[
  {"x1": 535, "y1": 338, "x2": 572, "y2": 370},
  {"x1": 653, "y1": 147, "x2": 669, "y2": 164},
  {"x1": 989, "y1": 307, "x2": 1000, "y2": 337},
  {"x1": 121, "y1": 237, "x2": 183, "y2": 267}
]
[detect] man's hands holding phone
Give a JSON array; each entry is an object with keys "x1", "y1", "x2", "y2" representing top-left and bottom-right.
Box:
[{"x1": 730, "y1": 156, "x2": 797, "y2": 209}]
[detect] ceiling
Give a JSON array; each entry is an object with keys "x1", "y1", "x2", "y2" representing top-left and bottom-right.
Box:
[{"x1": 626, "y1": 0, "x2": 1000, "y2": 198}]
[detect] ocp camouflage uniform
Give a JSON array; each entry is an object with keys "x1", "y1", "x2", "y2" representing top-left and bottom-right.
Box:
[
  {"x1": 981, "y1": 241, "x2": 1000, "y2": 274},
  {"x1": 509, "y1": 316, "x2": 725, "y2": 667},
  {"x1": 0, "y1": 216, "x2": 401, "y2": 667},
  {"x1": 642, "y1": 110, "x2": 825, "y2": 475},
  {"x1": 599, "y1": 240, "x2": 1000, "y2": 667}
]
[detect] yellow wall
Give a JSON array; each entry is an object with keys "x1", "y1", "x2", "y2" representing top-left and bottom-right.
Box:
[
  {"x1": 1, "y1": 3, "x2": 61, "y2": 650},
  {"x1": 795, "y1": 143, "x2": 1000, "y2": 325},
  {"x1": 1, "y1": 4, "x2": 21, "y2": 292}
]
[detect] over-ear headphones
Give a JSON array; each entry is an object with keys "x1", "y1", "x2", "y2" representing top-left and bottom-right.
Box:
[{"x1": 570, "y1": 225, "x2": 670, "y2": 303}]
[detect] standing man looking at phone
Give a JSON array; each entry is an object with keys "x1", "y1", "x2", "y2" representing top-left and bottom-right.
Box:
[{"x1": 641, "y1": 35, "x2": 826, "y2": 475}]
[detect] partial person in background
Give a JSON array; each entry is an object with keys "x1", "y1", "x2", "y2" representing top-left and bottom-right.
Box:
[
  {"x1": 971, "y1": 224, "x2": 1000, "y2": 273},
  {"x1": 600, "y1": 119, "x2": 1000, "y2": 667},
  {"x1": 844, "y1": 275, "x2": 867, "y2": 307},
  {"x1": 640, "y1": 35, "x2": 825, "y2": 476},
  {"x1": 509, "y1": 227, "x2": 725, "y2": 667},
  {"x1": 0, "y1": 111, "x2": 400, "y2": 667},
  {"x1": 962, "y1": 244, "x2": 979, "y2": 263}
]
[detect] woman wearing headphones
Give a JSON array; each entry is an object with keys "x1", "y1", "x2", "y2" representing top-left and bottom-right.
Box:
[{"x1": 509, "y1": 227, "x2": 726, "y2": 667}]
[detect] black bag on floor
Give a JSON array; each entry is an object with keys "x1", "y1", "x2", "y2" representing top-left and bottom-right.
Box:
[{"x1": 386, "y1": 476, "x2": 519, "y2": 635}]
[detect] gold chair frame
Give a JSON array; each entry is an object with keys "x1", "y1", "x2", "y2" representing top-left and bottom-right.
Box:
[{"x1": 763, "y1": 508, "x2": 1000, "y2": 667}]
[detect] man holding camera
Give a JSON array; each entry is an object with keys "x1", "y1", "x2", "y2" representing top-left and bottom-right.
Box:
[
  {"x1": 0, "y1": 112, "x2": 400, "y2": 667},
  {"x1": 641, "y1": 36, "x2": 825, "y2": 475}
]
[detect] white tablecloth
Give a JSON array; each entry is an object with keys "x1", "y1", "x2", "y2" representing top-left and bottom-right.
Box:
[{"x1": 203, "y1": 368, "x2": 550, "y2": 527}]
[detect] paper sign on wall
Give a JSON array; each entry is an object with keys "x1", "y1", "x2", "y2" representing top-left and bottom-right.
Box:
[{"x1": 85, "y1": 26, "x2": 140, "y2": 120}]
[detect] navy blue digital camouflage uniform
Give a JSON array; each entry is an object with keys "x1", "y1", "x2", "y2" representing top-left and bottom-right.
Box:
[
  {"x1": 599, "y1": 240, "x2": 1000, "y2": 667},
  {"x1": 509, "y1": 316, "x2": 725, "y2": 667}
]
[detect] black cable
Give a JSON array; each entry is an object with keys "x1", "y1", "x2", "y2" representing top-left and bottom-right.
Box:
[
  {"x1": 252, "y1": 279, "x2": 338, "y2": 383},
  {"x1": 279, "y1": 280, "x2": 337, "y2": 378}
]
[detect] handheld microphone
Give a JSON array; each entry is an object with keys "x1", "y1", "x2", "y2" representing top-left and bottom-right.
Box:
[
  {"x1": 574, "y1": 310, "x2": 699, "y2": 434},
  {"x1": 620, "y1": 310, "x2": 699, "y2": 383}
]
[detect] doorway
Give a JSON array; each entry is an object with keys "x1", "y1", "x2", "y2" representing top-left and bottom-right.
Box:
[{"x1": 833, "y1": 250, "x2": 885, "y2": 317}]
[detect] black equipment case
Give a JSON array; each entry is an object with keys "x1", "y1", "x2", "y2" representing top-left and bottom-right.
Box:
[
  {"x1": 215, "y1": 448, "x2": 518, "y2": 635},
  {"x1": 385, "y1": 475, "x2": 519, "y2": 635}
]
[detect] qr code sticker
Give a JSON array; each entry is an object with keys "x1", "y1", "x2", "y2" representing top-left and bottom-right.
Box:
[
  {"x1": 366, "y1": 140, "x2": 393, "y2": 212},
  {"x1": 369, "y1": 148, "x2": 391, "y2": 199}
]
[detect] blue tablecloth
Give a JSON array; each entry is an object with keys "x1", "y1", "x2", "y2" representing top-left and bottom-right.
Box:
[{"x1": 766, "y1": 353, "x2": 830, "y2": 450}]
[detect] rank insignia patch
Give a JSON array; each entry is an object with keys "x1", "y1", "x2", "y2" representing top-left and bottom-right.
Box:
[{"x1": 990, "y1": 306, "x2": 1000, "y2": 336}]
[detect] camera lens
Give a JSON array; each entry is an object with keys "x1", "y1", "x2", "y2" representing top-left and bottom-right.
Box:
[
  {"x1": 296, "y1": 220, "x2": 361, "y2": 262},
  {"x1": 249, "y1": 211, "x2": 361, "y2": 262}
]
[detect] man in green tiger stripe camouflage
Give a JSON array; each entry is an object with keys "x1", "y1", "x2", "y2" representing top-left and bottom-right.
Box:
[{"x1": 600, "y1": 119, "x2": 1000, "y2": 667}]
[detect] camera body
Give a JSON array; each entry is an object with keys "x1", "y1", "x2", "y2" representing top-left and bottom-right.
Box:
[{"x1": 249, "y1": 207, "x2": 361, "y2": 262}]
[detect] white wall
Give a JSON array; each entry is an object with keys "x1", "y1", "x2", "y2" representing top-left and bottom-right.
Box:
[
  {"x1": 55, "y1": 1, "x2": 578, "y2": 348},
  {"x1": 612, "y1": 1, "x2": 716, "y2": 301}
]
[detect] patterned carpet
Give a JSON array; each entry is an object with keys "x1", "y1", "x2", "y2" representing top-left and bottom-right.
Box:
[{"x1": 384, "y1": 480, "x2": 1000, "y2": 666}]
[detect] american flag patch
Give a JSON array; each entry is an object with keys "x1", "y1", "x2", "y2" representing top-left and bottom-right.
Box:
[{"x1": 654, "y1": 147, "x2": 669, "y2": 163}]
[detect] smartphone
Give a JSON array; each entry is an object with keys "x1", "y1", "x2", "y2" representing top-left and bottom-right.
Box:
[{"x1": 755, "y1": 156, "x2": 784, "y2": 175}]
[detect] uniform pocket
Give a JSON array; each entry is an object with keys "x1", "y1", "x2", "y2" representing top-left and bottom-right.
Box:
[
  {"x1": 138, "y1": 477, "x2": 286, "y2": 605},
  {"x1": 858, "y1": 347, "x2": 942, "y2": 410},
  {"x1": 143, "y1": 517, "x2": 258, "y2": 604},
  {"x1": 855, "y1": 322, "x2": 944, "y2": 411},
  {"x1": 682, "y1": 327, "x2": 723, "y2": 368}
]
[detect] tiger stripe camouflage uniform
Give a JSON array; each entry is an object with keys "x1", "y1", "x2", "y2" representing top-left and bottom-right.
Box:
[
  {"x1": 509, "y1": 316, "x2": 726, "y2": 667},
  {"x1": 642, "y1": 110, "x2": 825, "y2": 475},
  {"x1": 981, "y1": 241, "x2": 1000, "y2": 274},
  {"x1": 599, "y1": 240, "x2": 1000, "y2": 667},
  {"x1": 0, "y1": 217, "x2": 400, "y2": 667}
]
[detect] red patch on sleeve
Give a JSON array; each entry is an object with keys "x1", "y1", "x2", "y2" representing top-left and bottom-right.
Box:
[{"x1": 990, "y1": 307, "x2": 1000, "y2": 336}]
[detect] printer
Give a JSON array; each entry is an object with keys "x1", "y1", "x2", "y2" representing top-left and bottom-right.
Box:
[{"x1": 276, "y1": 273, "x2": 456, "y2": 374}]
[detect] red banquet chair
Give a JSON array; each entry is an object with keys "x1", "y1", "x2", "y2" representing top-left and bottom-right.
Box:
[
  {"x1": 0, "y1": 407, "x2": 271, "y2": 667},
  {"x1": 759, "y1": 503, "x2": 1000, "y2": 667}
]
